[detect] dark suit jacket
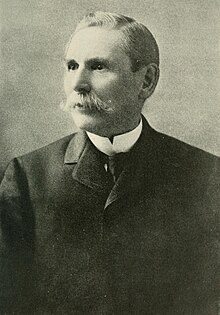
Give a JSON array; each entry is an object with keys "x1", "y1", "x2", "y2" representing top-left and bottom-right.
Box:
[{"x1": 0, "y1": 117, "x2": 220, "y2": 314}]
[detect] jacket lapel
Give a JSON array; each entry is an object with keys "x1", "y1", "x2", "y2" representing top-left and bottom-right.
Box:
[
  {"x1": 105, "y1": 117, "x2": 162, "y2": 209},
  {"x1": 64, "y1": 130, "x2": 108, "y2": 192}
]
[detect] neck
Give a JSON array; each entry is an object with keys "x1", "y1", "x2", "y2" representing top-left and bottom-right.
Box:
[{"x1": 101, "y1": 116, "x2": 142, "y2": 139}]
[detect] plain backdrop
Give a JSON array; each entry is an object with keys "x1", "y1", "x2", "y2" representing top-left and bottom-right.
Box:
[{"x1": 0, "y1": 0, "x2": 220, "y2": 181}]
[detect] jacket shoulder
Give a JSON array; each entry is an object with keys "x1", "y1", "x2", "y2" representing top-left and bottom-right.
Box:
[
  {"x1": 19, "y1": 133, "x2": 76, "y2": 164},
  {"x1": 142, "y1": 117, "x2": 220, "y2": 168},
  {"x1": 154, "y1": 130, "x2": 220, "y2": 167}
]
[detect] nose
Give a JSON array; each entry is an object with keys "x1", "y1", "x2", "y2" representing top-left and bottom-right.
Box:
[
  {"x1": 71, "y1": 68, "x2": 91, "y2": 94},
  {"x1": 75, "y1": 83, "x2": 91, "y2": 94}
]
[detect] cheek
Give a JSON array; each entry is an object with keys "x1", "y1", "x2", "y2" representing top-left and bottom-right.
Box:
[
  {"x1": 64, "y1": 75, "x2": 71, "y2": 95},
  {"x1": 100, "y1": 75, "x2": 125, "y2": 93},
  {"x1": 106, "y1": 78, "x2": 137, "y2": 103}
]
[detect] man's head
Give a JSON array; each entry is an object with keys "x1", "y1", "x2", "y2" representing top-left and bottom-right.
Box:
[{"x1": 63, "y1": 11, "x2": 160, "y2": 137}]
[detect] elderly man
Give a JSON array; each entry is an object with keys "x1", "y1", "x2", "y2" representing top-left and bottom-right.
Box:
[{"x1": 0, "y1": 11, "x2": 219, "y2": 315}]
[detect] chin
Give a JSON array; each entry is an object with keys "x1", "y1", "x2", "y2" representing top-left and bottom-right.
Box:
[{"x1": 71, "y1": 110, "x2": 106, "y2": 135}]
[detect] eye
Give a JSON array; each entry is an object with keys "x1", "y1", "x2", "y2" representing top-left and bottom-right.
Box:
[
  {"x1": 67, "y1": 62, "x2": 79, "y2": 72},
  {"x1": 91, "y1": 63, "x2": 106, "y2": 71}
]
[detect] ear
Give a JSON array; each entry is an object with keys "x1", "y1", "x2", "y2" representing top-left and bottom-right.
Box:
[{"x1": 139, "y1": 63, "x2": 159, "y2": 100}]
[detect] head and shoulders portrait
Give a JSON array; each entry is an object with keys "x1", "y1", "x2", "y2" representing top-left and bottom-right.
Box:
[{"x1": 0, "y1": 4, "x2": 219, "y2": 315}]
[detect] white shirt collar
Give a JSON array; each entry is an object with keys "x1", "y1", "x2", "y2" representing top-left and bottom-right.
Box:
[{"x1": 86, "y1": 118, "x2": 143, "y2": 156}]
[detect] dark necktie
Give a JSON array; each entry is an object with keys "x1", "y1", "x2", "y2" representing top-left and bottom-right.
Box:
[{"x1": 106, "y1": 153, "x2": 127, "y2": 183}]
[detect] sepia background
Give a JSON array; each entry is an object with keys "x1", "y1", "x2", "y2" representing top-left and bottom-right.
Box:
[{"x1": 0, "y1": 0, "x2": 220, "y2": 181}]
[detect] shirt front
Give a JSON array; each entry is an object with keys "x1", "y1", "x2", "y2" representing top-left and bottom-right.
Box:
[{"x1": 86, "y1": 119, "x2": 143, "y2": 157}]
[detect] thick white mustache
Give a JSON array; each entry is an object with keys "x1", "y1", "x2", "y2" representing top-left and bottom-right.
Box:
[{"x1": 62, "y1": 92, "x2": 113, "y2": 113}]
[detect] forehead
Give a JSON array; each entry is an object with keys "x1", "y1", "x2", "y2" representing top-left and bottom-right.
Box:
[{"x1": 66, "y1": 27, "x2": 130, "y2": 64}]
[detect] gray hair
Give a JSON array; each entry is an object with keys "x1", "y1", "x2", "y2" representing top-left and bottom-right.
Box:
[{"x1": 66, "y1": 11, "x2": 159, "y2": 72}]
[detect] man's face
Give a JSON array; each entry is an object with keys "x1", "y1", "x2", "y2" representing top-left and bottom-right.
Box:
[{"x1": 64, "y1": 27, "x2": 146, "y2": 137}]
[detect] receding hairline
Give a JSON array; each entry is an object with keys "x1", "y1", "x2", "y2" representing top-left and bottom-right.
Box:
[
  {"x1": 65, "y1": 11, "x2": 160, "y2": 69},
  {"x1": 74, "y1": 11, "x2": 138, "y2": 32}
]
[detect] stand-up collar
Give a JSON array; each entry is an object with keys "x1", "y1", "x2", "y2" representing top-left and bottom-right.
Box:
[{"x1": 86, "y1": 119, "x2": 143, "y2": 156}]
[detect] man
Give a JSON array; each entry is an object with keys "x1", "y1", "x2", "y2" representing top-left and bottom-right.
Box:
[{"x1": 0, "y1": 11, "x2": 219, "y2": 315}]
